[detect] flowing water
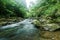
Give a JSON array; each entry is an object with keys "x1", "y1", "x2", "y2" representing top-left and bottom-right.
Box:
[{"x1": 0, "y1": 19, "x2": 40, "y2": 40}]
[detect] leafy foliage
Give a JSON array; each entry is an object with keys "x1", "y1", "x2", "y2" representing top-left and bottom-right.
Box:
[
  {"x1": 29, "y1": 0, "x2": 60, "y2": 18},
  {"x1": 0, "y1": 0, "x2": 60, "y2": 18},
  {"x1": 0, "y1": 0, "x2": 27, "y2": 18}
]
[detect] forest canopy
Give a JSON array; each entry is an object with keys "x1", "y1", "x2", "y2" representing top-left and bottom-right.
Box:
[{"x1": 0, "y1": 0, "x2": 60, "y2": 18}]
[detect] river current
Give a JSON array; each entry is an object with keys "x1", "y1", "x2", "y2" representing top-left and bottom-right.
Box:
[{"x1": 0, "y1": 19, "x2": 40, "y2": 40}]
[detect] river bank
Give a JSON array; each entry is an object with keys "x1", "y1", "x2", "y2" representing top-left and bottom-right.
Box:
[
  {"x1": 0, "y1": 17, "x2": 23, "y2": 26},
  {"x1": 0, "y1": 18, "x2": 60, "y2": 40}
]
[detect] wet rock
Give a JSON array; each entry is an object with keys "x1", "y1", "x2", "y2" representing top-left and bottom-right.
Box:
[
  {"x1": 42, "y1": 23, "x2": 60, "y2": 31},
  {"x1": 0, "y1": 17, "x2": 23, "y2": 26},
  {"x1": 32, "y1": 20, "x2": 41, "y2": 26},
  {"x1": 32, "y1": 19, "x2": 60, "y2": 31}
]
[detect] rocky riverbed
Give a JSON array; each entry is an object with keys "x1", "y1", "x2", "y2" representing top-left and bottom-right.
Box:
[
  {"x1": 0, "y1": 17, "x2": 23, "y2": 26},
  {"x1": 0, "y1": 18, "x2": 60, "y2": 40}
]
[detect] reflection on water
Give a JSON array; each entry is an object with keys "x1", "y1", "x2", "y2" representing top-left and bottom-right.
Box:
[{"x1": 0, "y1": 19, "x2": 40, "y2": 40}]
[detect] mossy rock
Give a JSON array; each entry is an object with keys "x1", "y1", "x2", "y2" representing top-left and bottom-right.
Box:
[
  {"x1": 43, "y1": 23, "x2": 60, "y2": 31},
  {"x1": 32, "y1": 20, "x2": 41, "y2": 27},
  {"x1": 32, "y1": 19, "x2": 60, "y2": 31}
]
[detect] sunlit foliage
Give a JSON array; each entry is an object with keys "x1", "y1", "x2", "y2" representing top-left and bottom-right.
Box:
[{"x1": 0, "y1": 0, "x2": 60, "y2": 18}]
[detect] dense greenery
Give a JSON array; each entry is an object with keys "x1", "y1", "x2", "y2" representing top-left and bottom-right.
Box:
[
  {"x1": 0, "y1": 0, "x2": 60, "y2": 18},
  {"x1": 30, "y1": 0, "x2": 60, "y2": 17},
  {"x1": 0, "y1": 0, "x2": 27, "y2": 18}
]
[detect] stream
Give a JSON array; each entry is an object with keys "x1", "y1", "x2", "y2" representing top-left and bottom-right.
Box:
[{"x1": 0, "y1": 19, "x2": 40, "y2": 40}]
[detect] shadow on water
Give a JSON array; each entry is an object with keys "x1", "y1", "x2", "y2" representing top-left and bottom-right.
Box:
[{"x1": 0, "y1": 19, "x2": 40, "y2": 40}]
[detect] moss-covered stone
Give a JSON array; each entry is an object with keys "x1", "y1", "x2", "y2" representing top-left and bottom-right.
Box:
[{"x1": 32, "y1": 18, "x2": 60, "y2": 31}]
